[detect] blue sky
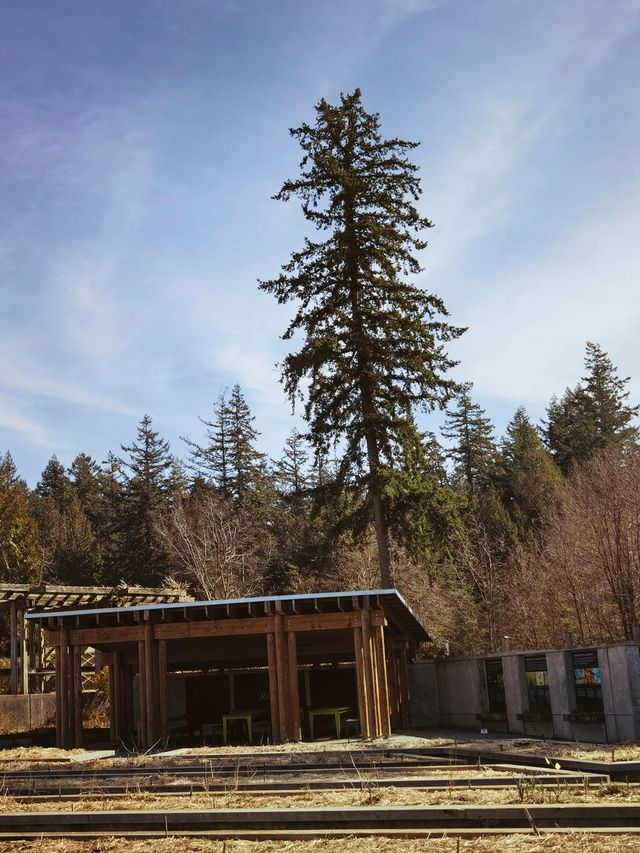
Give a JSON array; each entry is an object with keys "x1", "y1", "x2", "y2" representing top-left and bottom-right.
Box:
[{"x1": 1, "y1": 0, "x2": 639, "y2": 484}]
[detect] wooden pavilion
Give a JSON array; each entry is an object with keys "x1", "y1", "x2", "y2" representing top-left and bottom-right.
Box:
[
  {"x1": 0, "y1": 583, "x2": 185, "y2": 696},
  {"x1": 27, "y1": 589, "x2": 429, "y2": 749}
]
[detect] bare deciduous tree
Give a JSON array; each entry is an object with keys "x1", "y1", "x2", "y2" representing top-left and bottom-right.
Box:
[
  {"x1": 527, "y1": 446, "x2": 640, "y2": 644},
  {"x1": 157, "y1": 490, "x2": 271, "y2": 600}
]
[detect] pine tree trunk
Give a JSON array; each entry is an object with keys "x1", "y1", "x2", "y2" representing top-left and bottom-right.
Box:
[
  {"x1": 344, "y1": 186, "x2": 393, "y2": 589},
  {"x1": 364, "y1": 431, "x2": 393, "y2": 588}
]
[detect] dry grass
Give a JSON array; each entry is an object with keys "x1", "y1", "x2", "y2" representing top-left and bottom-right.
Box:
[
  {"x1": 0, "y1": 836, "x2": 639, "y2": 853},
  {"x1": 0, "y1": 781, "x2": 638, "y2": 812},
  {"x1": 440, "y1": 735, "x2": 640, "y2": 763}
]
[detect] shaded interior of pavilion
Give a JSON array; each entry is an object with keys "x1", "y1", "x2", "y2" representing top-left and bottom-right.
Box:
[{"x1": 27, "y1": 589, "x2": 429, "y2": 749}]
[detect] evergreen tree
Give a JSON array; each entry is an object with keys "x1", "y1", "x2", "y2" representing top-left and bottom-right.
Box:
[
  {"x1": 545, "y1": 387, "x2": 594, "y2": 474},
  {"x1": 96, "y1": 452, "x2": 126, "y2": 585},
  {"x1": 68, "y1": 453, "x2": 101, "y2": 523},
  {"x1": 120, "y1": 415, "x2": 178, "y2": 584},
  {"x1": 35, "y1": 456, "x2": 72, "y2": 506},
  {"x1": 442, "y1": 383, "x2": 497, "y2": 488},
  {"x1": 32, "y1": 455, "x2": 99, "y2": 584},
  {"x1": 226, "y1": 384, "x2": 267, "y2": 498},
  {"x1": 183, "y1": 391, "x2": 233, "y2": 495},
  {"x1": 259, "y1": 89, "x2": 463, "y2": 585},
  {"x1": 583, "y1": 341, "x2": 638, "y2": 446},
  {"x1": 184, "y1": 385, "x2": 265, "y2": 499},
  {"x1": 0, "y1": 452, "x2": 41, "y2": 582},
  {"x1": 545, "y1": 342, "x2": 638, "y2": 473},
  {"x1": 274, "y1": 429, "x2": 311, "y2": 496},
  {"x1": 499, "y1": 407, "x2": 564, "y2": 536}
]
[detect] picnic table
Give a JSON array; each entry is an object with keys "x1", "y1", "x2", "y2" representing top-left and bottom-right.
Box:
[
  {"x1": 308, "y1": 705, "x2": 351, "y2": 740},
  {"x1": 222, "y1": 709, "x2": 268, "y2": 744}
]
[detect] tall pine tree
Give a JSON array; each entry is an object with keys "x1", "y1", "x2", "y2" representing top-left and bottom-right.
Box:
[
  {"x1": 0, "y1": 452, "x2": 41, "y2": 582},
  {"x1": 120, "y1": 415, "x2": 179, "y2": 584},
  {"x1": 184, "y1": 385, "x2": 266, "y2": 499},
  {"x1": 499, "y1": 407, "x2": 564, "y2": 537},
  {"x1": 442, "y1": 383, "x2": 497, "y2": 488},
  {"x1": 259, "y1": 89, "x2": 463, "y2": 585},
  {"x1": 545, "y1": 342, "x2": 638, "y2": 473}
]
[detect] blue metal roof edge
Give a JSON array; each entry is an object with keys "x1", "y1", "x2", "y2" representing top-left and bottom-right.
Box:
[{"x1": 26, "y1": 588, "x2": 401, "y2": 621}]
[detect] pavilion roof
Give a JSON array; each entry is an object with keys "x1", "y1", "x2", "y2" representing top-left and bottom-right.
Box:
[{"x1": 27, "y1": 588, "x2": 430, "y2": 644}]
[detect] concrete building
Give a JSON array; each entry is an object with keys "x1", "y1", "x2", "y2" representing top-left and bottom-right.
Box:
[{"x1": 409, "y1": 641, "x2": 640, "y2": 743}]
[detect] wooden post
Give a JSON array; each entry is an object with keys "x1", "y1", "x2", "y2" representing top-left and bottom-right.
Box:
[
  {"x1": 287, "y1": 630, "x2": 301, "y2": 741},
  {"x1": 108, "y1": 662, "x2": 116, "y2": 743},
  {"x1": 73, "y1": 645, "x2": 83, "y2": 747},
  {"x1": 144, "y1": 622, "x2": 156, "y2": 748},
  {"x1": 372, "y1": 623, "x2": 391, "y2": 738},
  {"x1": 59, "y1": 626, "x2": 70, "y2": 749},
  {"x1": 9, "y1": 601, "x2": 17, "y2": 695},
  {"x1": 122, "y1": 665, "x2": 134, "y2": 735},
  {"x1": 386, "y1": 633, "x2": 400, "y2": 729},
  {"x1": 67, "y1": 640, "x2": 75, "y2": 746},
  {"x1": 274, "y1": 611, "x2": 289, "y2": 743},
  {"x1": 157, "y1": 640, "x2": 168, "y2": 745},
  {"x1": 55, "y1": 640, "x2": 62, "y2": 747},
  {"x1": 19, "y1": 610, "x2": 28, "y2": 695},
  {"x1": 137, "y1": 640, "x2": 147, "y2": 750},
  {"x1": 266, "y1": 632, "x2": 280, "y2": 744},
  {"x1": 396, "y1": 639, "x2": 410, "y2": 728},
  {"x1": 353, "y1": 624, "x2": 370, "y2": 739},
  {"x1": 360, "y1": 608, "x2": 378, "y2": 737}
]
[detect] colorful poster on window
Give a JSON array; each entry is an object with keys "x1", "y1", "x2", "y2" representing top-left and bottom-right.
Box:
[{"x1": 574, "y1": 667, "x2": 601, "y2": 685}]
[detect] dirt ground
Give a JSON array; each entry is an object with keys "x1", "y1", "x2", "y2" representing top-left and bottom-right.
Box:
[
  {"x1": 1, "y1": 730, "x2": 639, "y2": 767},
  {"x1": 1, "y1": 733, "x2": 639, "y2": 850}
]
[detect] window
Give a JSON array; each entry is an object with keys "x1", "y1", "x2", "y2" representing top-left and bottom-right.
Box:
[
  {"x1": 572, "y1": 650, "x2": 603, "y2": 713},
  {"x1": 524, "y1": 655, "x2": 550, "y2": 712},
  {"x1": 485, "y1": 659, "x2": 506, "y2": 712}
]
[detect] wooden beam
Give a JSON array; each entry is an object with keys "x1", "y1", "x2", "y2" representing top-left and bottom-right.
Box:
[
  {"x1": 9, "y1": 601, "x2": 17, "y2": 695},
  {"x1": 372, "y1": 623, "x2": 391, "y2": 738},
  {"x1": 396, "y1": 638, "x2": 410, "y2": 728},
  {"x1": 352, "y1": 624, "x2": 370, "y2": 739},
  {"x1": 266, "y1": 632, "x2": 280, "y2": 744},
  {"x1": 274, "y1": 611, "x2": 289, "y2": 743},
  {"x1": 72, "y1": 645, "x2": 83, "y2": 747},
  {"x1": 108, "y1": 661, "x2": 116, "y2": 743},
  {"x1": 59, "y1": 626, "x2": 70, "y2": 749},
  {"x1": 144, "y1": 622, "x2": 156, "y2": 749},
  {"x1": 70, "y1": 626, "x2": 143, "y2": 646},
  {"x1": 385, "y1": 632, "x2": 400, "y2": 729},
  {"x1": 55, "y1": 641, "x2": 62, "y2": 748},
  {"x1": 64, "y1": 610, "x2": 386, "y2": 648},
  {"x1": 19, "y1": 609, "x2": 28, "y2": 695},
  {"x1": 137, "y1": 640, "x2": 147, "y2": 750},
  {"x1": 123, "y1": 665, "x2": 134, "y2": 734},
  {"x1": 287, "y1": 630, "x2": 301, "y2": 741},
  {"x1": 369, "y1": 617, "x2": 382, "y2": 736},
  {"x1": 157, "y1": 640, "x2": 168, "y2": 745},
  {"x1": 155, "y1": 616, "x2": 272, "y2": 641},
  {"x1": 112, "y1": 651, "x2": 123, "y2": 743},
  {"x1": 360, "y1": 608, "x2": 378, "y2": 738}
]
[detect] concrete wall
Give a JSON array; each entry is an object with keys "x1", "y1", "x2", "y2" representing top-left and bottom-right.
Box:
[
  {"x1": 409, "y1": 641, "x2": 640, "y2": 744},
  {"x1": 434, "y1": 657, "x2": 488, "y2": 730},
  {"x1": 502, "y1": 654, "x2": 527, "y2": 735},
  {"x1": 0, "y1": 693, "x2": 56, "y2": 733},
  {"x1": 408, "y1": 660, "x2": 439, "y2": 728},
  {"x1": 598, "y1": 645, "x2": 640, "y2": 743}
]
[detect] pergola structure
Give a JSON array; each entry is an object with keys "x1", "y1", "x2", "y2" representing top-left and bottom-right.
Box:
[
  {"x1": 1, "y1": 584, "x2": 186, "y2": 695},
  {"x1": 28, "y1": 589, "x2": 429, "y2": 749}
]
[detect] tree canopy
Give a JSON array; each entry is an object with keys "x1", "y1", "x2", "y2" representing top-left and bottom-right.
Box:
[{"x1": 260, "y1": 88, "x2": 463, "y2": 585}]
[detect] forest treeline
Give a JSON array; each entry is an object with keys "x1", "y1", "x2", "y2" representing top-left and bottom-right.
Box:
[{"x1": 1, "y1": 340, "x2": 638, "y2": 655}]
